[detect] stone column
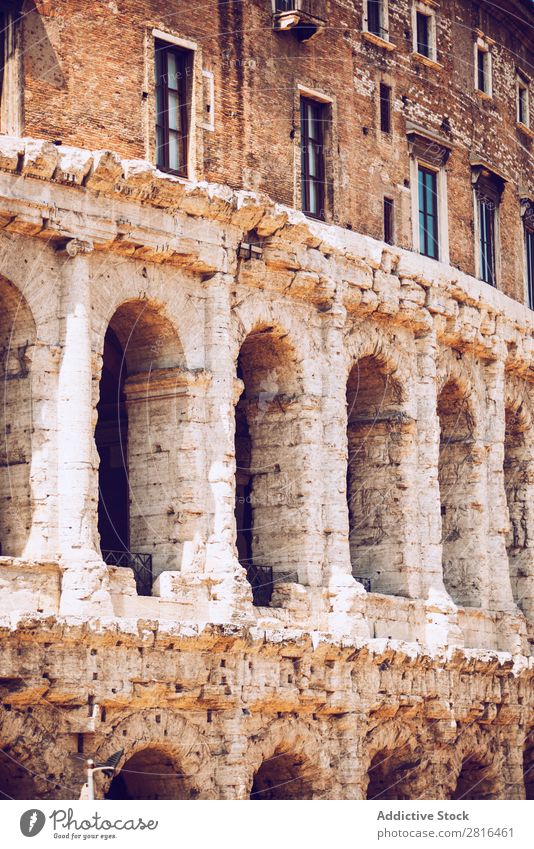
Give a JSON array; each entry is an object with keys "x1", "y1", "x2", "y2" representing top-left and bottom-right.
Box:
[
  {"x1": 56, "y1": 239, "x2": 112, "y2": 616},
  {"x1": 484, "y1": 356, "x2": 516, "y2": 612},
  {"x1": 203, "y1": 272, "x2": 251, "y2": 621},
  {"x1": 320, "y1": 304, "x2": 368, "y2": 638},
  {"x1": 415, "y1": 329, "x2": 460, "y2": 648}
]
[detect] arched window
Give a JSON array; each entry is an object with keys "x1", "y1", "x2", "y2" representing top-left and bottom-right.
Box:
[
  {"x1": 250, "y1": 751, "x2": 314, "y2": 799},
  {"x1": 96, "y1": 301, "x2": 184, "y2": 594},
  {"x1": 437, "y1": 381, "x2": 481, "y2": 606},
  {"x1": 346, "y1": 356, "x2": 411, "y2": 595},
  {"x1": 234, "y1": 326, "x2": 303, "y2": 605},
  {"x1": 0, "y1": 278, "x2": 35, "y2": 557}
]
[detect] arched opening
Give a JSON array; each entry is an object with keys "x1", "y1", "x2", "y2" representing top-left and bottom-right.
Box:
[
  {"x1": 504, "y1": 404, "x2": 534, "y2": 618},
  {"x1": 437, "y1": 381, "x2": 482, "y2": 607},
  {"x1": 346, "y1": 356, "x2": 411, "y2": 595},
  {"x1": 523, "y1": 729, "x2": 534, "y2": 799},
  {"x1": 96, "y1": 301, "x2": 185, "y2": 593},
  {"x1": 0, "y1": 278, "x2": 35, "y2": 558},
  {"x1": 366, "y1": 749, "x2": 420, "y2": 800},
  {"x1": 0, "y1": 749, "x2": 38, "y2": 800},
  {"x1": 452, "y1": 757, "x2": 498, "y2": 800},
  {"x1": 250, "y1": 751, "x2": 314, "y2": 799},
  {"x1": 105, "y1": 747, "x2": 194, "y2": 800},
  {"x1": 234, "y1": 326, "x2": 303, "y2": 605}
]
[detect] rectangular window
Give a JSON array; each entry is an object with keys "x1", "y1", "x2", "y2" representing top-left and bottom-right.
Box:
[
  {"x1": 416, "y1": 11, "x2": 430, "y2": 57},
  {"x1": 384, "y1": 197, "x2": 394, "y2": 244},
  {"x1": 300, "y1": 97, "x2": 326, "y2": 220},
  {"x1": 418, "y1": 165, "x2": 439, "y2": 259},
  {"x1": 476, "y1": 46, "x2": 491, "y2": 94},
  {"x1": 478, "y1": 195, "x2": 496, "y2": 285},
  {"x1": 380, "y1": 83, "x2": 391, "y2": 133},
  {"x1": 367, "y1": 0, "x2": 383, "y2": 37},
  {"x1": 526, "y1": 226, "x2": 534, "y2": 309},
  {"x1": 518, "y1": 78, "x2": 529, "y2": 126},
  {"x1": 155, "y1": 40, "x2": 190, "y2": 177}
]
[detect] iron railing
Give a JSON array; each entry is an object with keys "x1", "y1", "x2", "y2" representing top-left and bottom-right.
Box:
[
  {"x1": 354, "y1": 576, "x2": 372, "y2": 592},
  {"x1": 103, "y1": 550, "x2": 153, "y2": 597},
  {"x1": 246, "y1": 562, "x2": 274, "y2": 607}
]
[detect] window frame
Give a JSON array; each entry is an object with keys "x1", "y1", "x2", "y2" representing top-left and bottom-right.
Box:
[
  {"x1": 384, "y1": 196, "x2": 394, "y2": 245},
  {"x1": 474, "y1": 37, "x2": 492, "y2": 97},
  {"x1": 517, "y1": 73, "x2": 530, "y2": 128},
  {"x1": 155, "y1": 39, "x2": 191, "y2": 178},
  {"x1": 300, "y1": 96, "x2": 327, "y2": 220},
  {"x1": 408, "y1": 129, "x2": 451, "y2": 264},
  {"x1": 412, "y1": 2, "x2": 437, "y2": 62},
  {"x1": 379, "y1": 82, "x2": 392, "y2": 133},
  {"x1": 418, "y1": 163, "x2": 440, "y2": 260},
  {"x1": 363, "y1": 0, "x2": 389, "y2": 41},
  {"x1": 477, "y1": 193, "x2": 496, "y2": 286}
]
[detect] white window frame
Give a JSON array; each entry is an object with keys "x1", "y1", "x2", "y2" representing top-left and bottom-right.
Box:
[
  {"x1": 517, "y1": 73, "x2": 530, "y2": 128},
  {"x1": 363, "y1": 0, "x2": 390, "y2": 42},
  {"x1": 474, "y1": 36, "x2": 492, "y2": 98},
  {"x1": 151, "y1": 28, "x2": 199, "y2": 181},
  {"x1": 412, "y1": 2, "x2": 437, "y2": 63},
  {"x1": 473, "y1": 186, "x2": 501, "y2": 287},
  {"x1": 410, "y1": 155, "x2": 450, "y2": 265}
]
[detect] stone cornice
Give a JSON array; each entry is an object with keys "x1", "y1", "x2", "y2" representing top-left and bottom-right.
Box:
[{"x1": 0, "y1": 136, "x2": 532, "y2": 378}]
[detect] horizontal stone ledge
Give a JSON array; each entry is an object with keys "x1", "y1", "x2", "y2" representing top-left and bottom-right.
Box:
[{"x1": 123, "y1": 367, "x2": 212, "y2": 400}]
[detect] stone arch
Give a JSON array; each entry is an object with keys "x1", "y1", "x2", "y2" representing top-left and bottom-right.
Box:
[
  {"x1": 0, "y1": 276, "x2": 36, "y2": 557},
  {"x1": 504, "y1": 377, "x2": 534, "y2": 620},
  {"x1": 438, "y1": 725, "x2": 504, "y2": 800},
  {"x1": 95, "y1": 710, "x2": 212, "y2": 800},
  {"x1": 364, "y1": 718, "x2": 427, "y2": 800},
  {"x1": 247, "y1": 719, "x2": 333, "y2": 800},
  {"x1": 343, "y1": 326, "x2": 418, "y2": 597},
  {"x1": 436, "y1": 352, "x2": 486, "y2": 607},
  {"x1": 95, "y1": 299, "x2": 188, "y2": 590},
  {"x1": 233, "y1": 316, "x2": 321, "y2": 602}
]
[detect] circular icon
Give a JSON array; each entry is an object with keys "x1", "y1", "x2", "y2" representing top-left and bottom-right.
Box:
[{"x1": 20, "y1": 810, "x2": 46, "y2": 837}]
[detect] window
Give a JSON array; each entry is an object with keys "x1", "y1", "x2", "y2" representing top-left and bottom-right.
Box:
[
  {"x1": 523, "y1": 202, "x2": 534, "y2": 308},
  {"x1": 526, "y1": 225, "x2": 534, "y2": 309},
  {"x1": 155, "y1": 40, "x2": 191, "y2": 177},
  {"x1": 475, "y1": 41, "x2": 492, "y2": 96},
  {"x1": 418, "y1": 165, "x2": 439, "y2": 259},
  {"x1": 384, "y1": 197, "x2": 394, "y2": 244},
  {"x1": 300, "y1": 97, "x2": 326, "y2": 219},
  {"x1": 412, "y1": 3, "x2": 437, "y2": 62},
  {"x1": 416, "y1": 11, "x2": 430, "y2": 57},
  {"x1": 366, "y1": 0, "x2": 387, "y2": 39},
  {"x1": 473, "y1": 167, "x2": 504, "y2": 287},
  {"x1": 380, "y1": 83, "x2": 391, "y2": 133},
  {"x1": 517, "y1": 74, "x2": 530, "y2": 127}
]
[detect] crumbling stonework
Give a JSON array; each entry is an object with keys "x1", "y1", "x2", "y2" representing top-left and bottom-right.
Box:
[{"x1": 0, "y1": 0, "x2": 533, "y2": 801}]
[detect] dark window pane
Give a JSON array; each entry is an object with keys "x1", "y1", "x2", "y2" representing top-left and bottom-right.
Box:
[
  {"x1": 380, "y1": 83, "x2": 391, "y2": 133},
  {"x1": 155, "y1": 41, "x2": 189, "y2": 177},
  {"x1": 300, "y1": 97, "x2": 326, "y2": 220},
  {"x1": 477, "y1": 49, "x2": 486, "y2": 92},
  {"x1": 367, "y1": 0, "x2": 382, "y2": 37},
  {"x1": 526, "y1": 227, "x2": 534, "y2": 309},
  {"x1": 418, "y1": 166, "x2": 439, "y2": 259},
  {"x1": 416, "y1": 12, "x2": 430, "y2": 57},
  {"x1": 384, "y1": 198, "x2": 394, "y2": 244},
  {"x1": 479, "y1": 197, "x2": 496, "y2": 285},
  {"x1": 518, "y1": 87, "x2": 527, "y2": 124}
]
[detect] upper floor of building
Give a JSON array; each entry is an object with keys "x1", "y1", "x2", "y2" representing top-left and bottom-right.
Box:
[{"x1": 0, "y1": 0, "x2": 533, "y2": 305}]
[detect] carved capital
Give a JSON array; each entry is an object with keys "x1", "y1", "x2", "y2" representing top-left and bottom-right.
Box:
[{"x1": 65, "y1": 238, "x2": 94, "y2": 257}]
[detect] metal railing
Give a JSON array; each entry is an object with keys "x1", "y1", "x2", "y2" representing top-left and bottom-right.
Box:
[
  {"x1": 102, "y1": 550, "x2": 153, "y2": 597},
  {"x1": 246, "y1": 562, "x2": 274, "y2": 607}
]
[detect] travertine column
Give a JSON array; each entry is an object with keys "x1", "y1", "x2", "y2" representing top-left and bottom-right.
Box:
[
  {"x1": 320, "y1": 305, "x2": 368, "y2": 637},
  {"x1": 57, "y1": 239, "x2": 111, "y2": 615},
  {"x1": 204, "y1": 272, "x2": 251, "y2": 619},
  {"x1": 484, "y1": 356, "x2": 516, "y2": 612}
]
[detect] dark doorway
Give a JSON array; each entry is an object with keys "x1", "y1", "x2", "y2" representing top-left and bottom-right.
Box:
[{"x1": 96, "y1": 327, "x2": 129, "y2": 554}]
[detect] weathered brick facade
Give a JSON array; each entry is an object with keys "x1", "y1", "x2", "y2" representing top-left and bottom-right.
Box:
[{"x1": 0, "y1": 0, "x2": 533, "y2": 800}]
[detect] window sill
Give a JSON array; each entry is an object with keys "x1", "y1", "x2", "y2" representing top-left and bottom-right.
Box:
[
  {"x1": 411, "y1": 52, "x2": 442, "y2": 71},
  {"x1": 474, "y1": 88, "x2": 493, "y2": 102},
  {"x1": 516, "y1": 121, "x2": 534, "y2": 139},
  {"x1": 362, "y1": 31, "x2": 395, "y2": 51}
]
